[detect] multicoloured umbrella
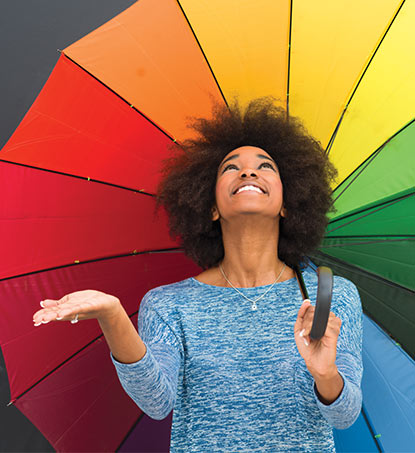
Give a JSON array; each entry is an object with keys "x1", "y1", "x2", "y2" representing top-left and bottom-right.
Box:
[{"x1": 1, "y1": 0, "x2": 414, "y2": 451}]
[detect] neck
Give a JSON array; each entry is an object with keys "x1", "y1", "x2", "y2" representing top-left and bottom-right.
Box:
[{"x1": 219, "y1": 216, "x2": 287, "y2": 287}]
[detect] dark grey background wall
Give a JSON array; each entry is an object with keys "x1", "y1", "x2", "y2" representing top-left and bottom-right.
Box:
[
  {"x1": 0, "y1": 2, "x2": 135, "y2": 451},
  {"x1": 0, "y1": 0, "x2": 136, "y2": 149}
]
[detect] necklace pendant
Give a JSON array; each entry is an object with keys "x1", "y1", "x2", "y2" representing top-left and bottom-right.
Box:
[{"x1": 251, "y1": 302, "x2": 258, "y2": 311}]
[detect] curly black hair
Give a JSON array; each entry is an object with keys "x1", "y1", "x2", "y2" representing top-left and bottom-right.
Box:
[{"x1": 157, "y1": 97, "x2": 337, "y2": 269}]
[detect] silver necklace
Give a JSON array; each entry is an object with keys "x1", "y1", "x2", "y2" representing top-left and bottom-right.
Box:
[{"x1": 219, "y1": 262, "x2": 287, "y2": 311}]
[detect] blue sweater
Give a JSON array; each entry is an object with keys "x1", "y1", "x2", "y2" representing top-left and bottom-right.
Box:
[{"x1": 112, "y1": 266, "x2": 363, "y2": 452}]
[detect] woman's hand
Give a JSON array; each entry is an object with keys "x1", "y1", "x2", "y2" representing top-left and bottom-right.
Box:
[
  {"x1": 32, "y1": 290, "x2": 122, "y2": 326},
  {"x1": 294, "y1": 299, "x2": 341, "y2": 377}
]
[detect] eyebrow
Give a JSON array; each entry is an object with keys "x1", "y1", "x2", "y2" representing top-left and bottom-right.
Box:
[{"x1": 219, "y1": 153, "x2": 277, "y2": 169}]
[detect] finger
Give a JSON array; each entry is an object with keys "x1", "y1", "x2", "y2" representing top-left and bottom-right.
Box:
[
  {"x1": 40, "y1": 299, "x2": 60, "y2": 308},
  {"x1": 295, "y1": 331, "x2": 310, "y2": 351},
  {"x1": 33, "y1": 297, "x2": 97, "y2": 326},
  {"x1": 33, "y1": 308, "x2": 45, "y2": 319},
  {"x1": 294, "y1": 299, "x2": 312, "y2": 325},
  {"x1": 33, "y1": 307, "x2": 61, "y2": 325},
  {"x1": 294, "y1": 299, "x2": 312, "y2": 334},
  {"x1": 302, "y1": 305, "x2": 317, "y2": 334},
  {"x1": 296, "y1": 299, "x2": 311, "y2": 320},
  {"x1": 302, "y1": 305, "x2": 315, "y2": 321},
  {"x1": 34, "y1": 294, "x2": 79, "y2": 322},
  {"x1": 324, "y1": 316, "x2": 342, "y2": 338},
  {"x1": 325, "y1": 313, "x2": 341, "y2": 327},
  {"x1": 304, "y1": 311, "x2": 338, "y2": 344},
  {"x1": 34, "y1": 309, "x2": 80, "y2": 326},
  {"x1": 55, "y1": 300, "x2": 94, "y2": 321},
  {"x1": 33, "y1": 300, "x2": 80, "y2": 326}
]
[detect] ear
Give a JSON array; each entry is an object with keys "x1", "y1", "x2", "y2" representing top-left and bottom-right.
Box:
[
  {"x1": 212, "y1": 205, "x2": 220, "y2": 221},
  {"x1": 280, "y1": 205, "x2": 286, "y2": 218}
]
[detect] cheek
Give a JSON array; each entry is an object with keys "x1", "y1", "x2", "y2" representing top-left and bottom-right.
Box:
[
  {"x1": 271, "y1": 177, "x2": 284, "y2": 197},
  {"x1": 277, "y1": 178, "x2": 284, "y2": 196},
  {"x1": 214, "y1": 183, "x2": 220, "y2": 204},
  {"x1": 214, "y1": 177, "x2": 229, "y2": 206}
]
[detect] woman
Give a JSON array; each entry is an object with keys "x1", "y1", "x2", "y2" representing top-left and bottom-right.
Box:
[{"x1": 33, "y1": 98, "x2": 363, "y2": 452}]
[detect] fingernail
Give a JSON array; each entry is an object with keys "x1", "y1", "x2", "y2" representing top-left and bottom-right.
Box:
[
  {"x1": 56, "y1": 316, "x2": 63, "y2": 320},
  {"x1": 303, "y1": 299, "x2": 311, "y2": 304},
  {"x1": 34, "y1": 322, "x2": 42, "y2": 327},
  {"x1": 303, "y1": 338, "x2": 309, "y2": 346},
  {"x1": 41, "y1": 320, "x2": 49, "y2": 324},
  {"x1": 40, "y1": 301, "x2": 45, "y2": 308},
  {"x1": 299, "y1": 328, "x2": 305, "y2": 337}
]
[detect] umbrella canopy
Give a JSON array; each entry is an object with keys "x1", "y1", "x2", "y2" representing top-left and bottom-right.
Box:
[{"x1": 1, "y1": 0, "x2": 414, "y2": 451}]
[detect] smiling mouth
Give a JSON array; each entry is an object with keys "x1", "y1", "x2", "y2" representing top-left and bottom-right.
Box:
[{"x1": 233, "y1": 185, "x2": 266, "y2": 195}]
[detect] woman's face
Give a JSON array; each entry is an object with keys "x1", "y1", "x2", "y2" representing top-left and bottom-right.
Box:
[{"x1": 212, "y1": 146, "x2": 285, "y2": 222}]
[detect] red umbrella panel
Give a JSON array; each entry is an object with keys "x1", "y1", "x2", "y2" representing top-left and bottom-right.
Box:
[{"x1": 0, "y1": 1, "x2": 221, "y2": 449}]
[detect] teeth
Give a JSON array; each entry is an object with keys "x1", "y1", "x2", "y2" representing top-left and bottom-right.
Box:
[{"x1": 236, "y1": 185, "x2": 263, "y2": 194}]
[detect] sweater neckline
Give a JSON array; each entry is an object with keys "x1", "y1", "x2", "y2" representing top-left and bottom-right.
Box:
[{"x1": 190, "y1": 275, "x2": 297, "y2": 291}]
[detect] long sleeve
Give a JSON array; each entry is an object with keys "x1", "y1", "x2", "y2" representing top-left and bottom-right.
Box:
[
  {"x1": 111, "y1": 291, "x2": 183, "y2": 420},
  {"x1": 312, "y1": 279, "x2": 363, "y2": 429}
]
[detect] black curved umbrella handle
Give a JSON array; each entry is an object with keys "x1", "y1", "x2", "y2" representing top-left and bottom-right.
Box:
[{"x1": 309, "y1": 266, "x2": 333, "y2": 341}]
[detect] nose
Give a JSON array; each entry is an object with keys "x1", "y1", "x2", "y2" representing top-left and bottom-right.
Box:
[{"x1": 240, "y1": 169, "x2": 258, "y2": 178}]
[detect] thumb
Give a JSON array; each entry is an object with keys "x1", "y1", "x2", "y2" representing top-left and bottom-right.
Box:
[{"x1": 294, "y1": 299, "x2": 311, "y2": 333}]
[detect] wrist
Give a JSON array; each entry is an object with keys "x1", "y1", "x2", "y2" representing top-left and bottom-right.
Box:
[
  {"x1": 313, "y1": 367, "x2": 344, "y2": 405},
  {"x1": 309, "y1": 364, "x2": 339, "y2": 382},
  {"x1": 98, "y1": 297, "x2": 123, "y2": 324}
]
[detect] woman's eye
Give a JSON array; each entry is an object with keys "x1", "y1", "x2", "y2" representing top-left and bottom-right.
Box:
[
  {"x1": 223, "y1": 164, "x2": 238, "y2": 172},
  {"x1": 259, "y1": 162, "x2": 274, "y2": 169}
]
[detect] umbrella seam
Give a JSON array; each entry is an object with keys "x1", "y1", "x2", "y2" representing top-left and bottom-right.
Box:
[
  {"x1": 175, "y1": 0, "x2": 228, "y2": 109},
  {"x1": 0, "y1": 158, "x2": 156, "y2": 197},
  {"x1": 61, "y1": 52, "x2": 176, "y2": 142},
  {"x1": 311, "y1": 251, "x2": 414, "y2": 294},
  {"x1": 331, "y1": 118, "x2": 414, "y2": 200},
  {"x1": 361, "y1": 404, "x2": 382, "y2": 452},
  {"x1": 286, "y1": 0, "x2": 294, "y2": 117},
  {"x1": 115, "y1": 411, "x2": 146, "y2": 452},
  {"x1": 328, "y1": 191, "x2": 414, "y2": 229},
  {"x1": 0, "y1": 248, "x2": 183, "y2": 283},
  {"x1": 53, "y1": 376, "x2": 121, "y2": 447},
  {"x1": 325, "y1": 0, "x2": 407, "y2": 157},
  {"x1": 325, "y1": 235, "x2": 415, "y2": 239}
]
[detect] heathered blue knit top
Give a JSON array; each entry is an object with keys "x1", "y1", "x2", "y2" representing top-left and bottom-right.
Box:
[{"x1": 111, "y1": 265, "x2": 363, "y2": 452}]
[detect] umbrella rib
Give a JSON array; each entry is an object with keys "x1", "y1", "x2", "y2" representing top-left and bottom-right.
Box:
[
  {"x1": 116, "y1": 412, "x2": 146, "y2": 452},
  {"x1": 331, "y1": 143, "x2": 383, "y2": 201},
  {"x1": 0, "y1": 247, "x2": 183, "y2": 283},
  {"x1": 312, "y1": 251, "x2": 414, "y2": 294},
  {"x1": 61, "y1": 53, "x2": 176, "y2": 142},
  {"x1": 0, "y1": 158, "x2": 155, "y2": 197},
  {"x1": 175, "y1": 0, "x2": 228, "y2": 108},
  {"x1": 324, "y1": 108, "x2": 346, "y2": 156},
  {"x1": 327, "y1": 190, "x2": 414, "y2": 230},
  {"x1": 331, "y1": 119, "x2": 415, "y2": 200},
  {"x1": 325, "y1": 234, "x2": 415, "y2": 239},
  {"x1": 325, "y1": 0, "x2": 406, "y2": 157},
  {"x1": 361, "y1": 405, "x2": 382, "y2": 453},
  {"x1": 322, "y1": 237, "x2": 414, "y2": 246},
  {"x1": 286, "y1": 0, "x2": 294, "y2": 117}
]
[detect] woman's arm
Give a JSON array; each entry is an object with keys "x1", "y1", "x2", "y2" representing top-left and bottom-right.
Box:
[
  {"x1": 111, "y1": 294, "x2": 182, "y2": 420},
  {"x1": 98, "y1": 303, "x2": 147, "y2": 364},
  {"x1": 294, "y1": 279, "x2": 363, "y2": 429},
  {"x1": 313, "y1": 281, "x2": 363, "y2": 429},
  {"x1": 33, "y1": 289, "x2": 181, "y2": 420},
  {"x1": 33, "y1": 290, "x2": 147, "y2": 364},
  {"x1": 313, "y1": 368, "x2": 344, "y2": 404}
]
